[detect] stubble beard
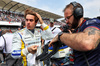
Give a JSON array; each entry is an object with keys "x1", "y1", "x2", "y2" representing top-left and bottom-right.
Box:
[{"x1": 71, "y1": 19, "x2": 79, "y2": 29}]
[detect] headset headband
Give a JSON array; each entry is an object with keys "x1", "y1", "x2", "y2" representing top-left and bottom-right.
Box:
[{"x1": 70, "y1": 1, "x2": 83, "y2": 19}]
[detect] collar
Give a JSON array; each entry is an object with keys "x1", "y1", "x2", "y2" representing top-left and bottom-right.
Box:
[
  {"x1": 79, "y1": 19, "x2": 86, "y2": 27},
  {"x1": 29, "y1": 29, "x2": 34, "y2": 34},
  {"x1": 76, "y1": 19, "x2": 86, "y2": 32}
]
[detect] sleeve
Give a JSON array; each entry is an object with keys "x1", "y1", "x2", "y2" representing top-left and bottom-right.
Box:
[
  {"x1": 11, "y1": 32, "x2": 30, "y2": 59},
  {"x1": 0, "y1": 36, "x2": 5, "y2": 50},
  {"x1": 41, "y1": 23, "x2": 54, "y2": 40},
  {"x1": 53, "y1": 28, "x2": 61, "y2": 37},
  {"x1": 11, "y1": 32, "x2": 23, "y2": 59}
]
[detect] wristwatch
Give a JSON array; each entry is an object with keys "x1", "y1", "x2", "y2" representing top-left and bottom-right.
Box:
[{"x1": 58, "y1": 32, "x2": 63, "y2": 41}]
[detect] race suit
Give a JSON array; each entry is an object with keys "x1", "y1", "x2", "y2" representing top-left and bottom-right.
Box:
[{"x1": 11, "y1": 23, "x2": 53, "y2": 66}]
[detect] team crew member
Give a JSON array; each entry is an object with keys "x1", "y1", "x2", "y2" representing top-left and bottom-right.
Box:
[
  {"x1": 49, "y1": 1, "x2": 100, "y2": 66},
  {"x1": 45, "y1": 19, "x2": 61, "y2": 45},
  {"x1": 11, "y1": 9, "x2": 53, "y2": 66}
]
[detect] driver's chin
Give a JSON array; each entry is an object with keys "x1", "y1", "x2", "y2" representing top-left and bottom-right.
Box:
[
  {"x1": 27, "y1": 26, "x2": 35, "y2": 30},
  {"x1": 27, "y1": 28, "x2": 31, "y2": 30},
  {"x1": 27, "y1": 27, "x2": 32, "y2": 30}
]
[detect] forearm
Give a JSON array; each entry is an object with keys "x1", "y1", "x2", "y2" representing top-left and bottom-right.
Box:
[
  {"x1": 36, "y1": 13, "x2": 43, "y2": 24},
  {"x1": 41, "y1": 23, "x2": 53, "y2": 40},
  {"x1": 21, "y1": 48, "x2": 29, "y2": 57},
  {"x1": 60, "y1": 32, "x2": 95, "y2": 51},
  {"x1": 12, "y1": 48, "x2": 29, "y2": 59},
  {"x1": 39, "y1": 19, "x2": 43, "y2": 24}
]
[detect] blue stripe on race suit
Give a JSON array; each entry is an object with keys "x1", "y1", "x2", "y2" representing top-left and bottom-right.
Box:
[
  {"x1": 48, "y1": 45, "x2": 68, "y2": 50},
  {"x1": 12, "y1": 50, "x2": 21, "y2": 56},
  {"x1": 12, "y1": 54, "x2": 21, "y2": 56}
]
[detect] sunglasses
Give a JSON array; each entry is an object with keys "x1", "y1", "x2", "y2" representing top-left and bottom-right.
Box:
[
  {"x1": 65, "y1": 14, "x2": 73, "y2": 21},
  {"x1": 26, "y1": 19, "x2": 34, "y2": 22}
]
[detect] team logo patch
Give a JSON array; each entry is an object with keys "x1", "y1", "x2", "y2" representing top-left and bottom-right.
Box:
[
  {"x1": 21, "y1": 32, "x2": 23, "y2": 35},
  {"x1": 86, "y1": 19, "x2": 96, "y2": 25},
  {"x1": 25, "y1": 44, "x2": 28, "y2": 46}
]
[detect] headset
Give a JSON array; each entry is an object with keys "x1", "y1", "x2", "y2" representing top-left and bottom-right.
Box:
[{"x1": 70, "y1": 1, "x2": 83, "y2": 19}]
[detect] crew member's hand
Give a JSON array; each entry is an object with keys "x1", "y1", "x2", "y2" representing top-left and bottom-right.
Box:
[
  {"x1": 68, "y1": 29, "x2": 72, "y2": 34},
  {"x1": 36, "y1": 13, "x2": 43, "y2": 24},
  {"x1": 49, "y1": 35, "x2": 58, "y2": 47},
  {"x1": 28, "y1": 45, "x2": 39, "y2": 54}
]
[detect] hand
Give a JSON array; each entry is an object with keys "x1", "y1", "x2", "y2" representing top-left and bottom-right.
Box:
[
  {"x1": 36, "y1": 13, "x2": 43, "y2": 24},
  {"x1": 49, "y1": 35, "x2": 58, "y2": 47},
  {"x1": 68, "y1": 29, "x2": 72, "y2": 34},
  {"x1": 28, "y1": 45, "x2": 39, "y2": 54}
]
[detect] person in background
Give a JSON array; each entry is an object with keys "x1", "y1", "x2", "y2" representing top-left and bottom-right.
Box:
[
  {"x1": 0, "y1": 29, "x2": 8, "y2": 63},
  {"x1": 18, "y1": 27, "x2": 21, "y2": 30},
  {"x1": 0, "y1": 29, "x2": 23, "y2": 66},
  {"x1": 49, "y1": 1, "x2": 100, "y2": 66},
  {"x1": 0, "y1": 28, "x2": 2, "y2": 37},
  {"x1": 44, "y1": 18, "x2": 61, "y2": 45},
  {"x1": 11, "y1": 9, "x2": 53, "y2": 66},
  {"x1": 18, "y1": 21, "x2": 26, "y2": 31},
  {"x1": 20, "y1": 21, "x2": 26, "y2": 29}
]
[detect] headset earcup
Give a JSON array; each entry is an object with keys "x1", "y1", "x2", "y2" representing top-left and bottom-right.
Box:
[
  {"x1": 74, "y1": 7, "x2": 83, "y2": 19},
  {"x1": 71, "y1": 1, "x2": 83, "y2": 19}
]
